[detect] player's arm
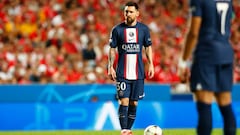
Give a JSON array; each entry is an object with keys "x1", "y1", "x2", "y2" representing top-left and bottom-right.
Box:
[
  {"x1": 108, "y1": 27, "x2": 118, "y2": 81},
  {"x1": 179, "y1": 16, "x2": 201, "y2": 81},
  {"x1": 145, "y1": 46, "x2": 154, "y2": 79},
  {"x1": 108, "y1": 47, "x2": 117, "y2": 81},
  {"x1": 182, "y1": 16, "x2": 201, "y2": 61},
  {"x1": 181, "y1": 0, "x2": 202, "y2": 62}
]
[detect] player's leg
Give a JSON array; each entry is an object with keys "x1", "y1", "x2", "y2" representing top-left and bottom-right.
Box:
[
  {"x1": 127, "y1": 100, "x2": 137, "y2": 130},
  {"x1": 116, "y1": 79, "x2": 131, "y2": 133},
  {"x1": 119, "y1": 98, "x2": 129, "y2": 130},
  {"x1": 215, "y1": 92, "x2": 236, "y2": 135},
  {"x1": 215, "y1": 64, "x2": 236, "y2": 135},
  {"x1": 190, "y1": 62, "x2": 216, "y2": 135},
  {"x1": 194, "y1": 90, "x2": 214, "y2": 135},
  {"x1": 126, "y1": 79, "x2": 144, "y2": 131}
]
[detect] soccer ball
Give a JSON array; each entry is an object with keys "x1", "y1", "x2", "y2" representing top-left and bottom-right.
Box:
[{"x1": 144, "y1": 125, "x2": 163, "y2": 135}]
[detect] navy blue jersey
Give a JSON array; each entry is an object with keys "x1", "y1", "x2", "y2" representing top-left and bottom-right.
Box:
[
  {"x1": 191, "y1": 0, "x2": 234, "y2": 64},
  {"x1": 109, "y1": 22, "x2": 152, "y2": 80}
]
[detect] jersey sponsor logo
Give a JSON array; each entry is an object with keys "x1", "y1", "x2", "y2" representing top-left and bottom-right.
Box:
[{"x1": 121, "y1": 43, "x2": 140, "y2": 52}]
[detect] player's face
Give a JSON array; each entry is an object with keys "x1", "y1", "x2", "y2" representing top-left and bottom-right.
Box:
[{"x1": 124, "y1": 6, "x2": 139, "y2": 25}]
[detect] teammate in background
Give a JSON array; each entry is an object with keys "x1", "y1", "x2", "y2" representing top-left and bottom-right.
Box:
[
  {"x1": 108, "y1": 1, "x2": 154, "y2": 135},
  {"x1": 178, "y1": 0, "x2": 237, "y2": 135}
]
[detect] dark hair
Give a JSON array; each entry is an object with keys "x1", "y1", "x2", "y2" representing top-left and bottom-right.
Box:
[{"x1": 125, "y1": 1, "x2": 139, "y2": 10}]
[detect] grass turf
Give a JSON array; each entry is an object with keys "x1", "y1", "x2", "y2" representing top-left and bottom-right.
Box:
[{"x1": 0, "y1": 129, "x2": 239, "y2": 135}]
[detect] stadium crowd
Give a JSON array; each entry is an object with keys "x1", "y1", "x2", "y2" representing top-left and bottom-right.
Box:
[{"x1": 0, "y1": 0, "x2": 240, "y2": 84}]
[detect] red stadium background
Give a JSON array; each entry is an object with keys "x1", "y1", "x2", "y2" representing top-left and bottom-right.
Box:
[{"x1": 0, "y1": 0, "x2": 240, "y2": 88}]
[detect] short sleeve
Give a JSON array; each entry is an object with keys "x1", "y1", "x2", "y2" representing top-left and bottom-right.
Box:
[
  {"x1": 144, "y1": 27, "x2": 152, "y2": 47},
  {"x1": 190, "y1": 0, "x2": 202, "y2": 17},
  {"x1": 109, "y1": 27, "x2": 118, "y2": 48}
]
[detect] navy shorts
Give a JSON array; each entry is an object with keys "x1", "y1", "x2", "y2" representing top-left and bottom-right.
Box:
[
  {"x1": 190, "y1": 62, "x2": 233, "y2": 92},
  {"x1": 116, "y1": 78, "x2": 144, "y2": 101}
]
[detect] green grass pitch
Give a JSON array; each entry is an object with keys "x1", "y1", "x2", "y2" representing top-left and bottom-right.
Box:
[{"x1": 0, "y1": 129, "x2": 239, "y2": 135}]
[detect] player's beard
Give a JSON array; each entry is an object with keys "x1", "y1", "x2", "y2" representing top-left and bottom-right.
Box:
[{"x1": 126, "y1": 17, "x2": 135, "y2": 25}]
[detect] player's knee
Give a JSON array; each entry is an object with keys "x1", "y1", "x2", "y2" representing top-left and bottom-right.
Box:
[
  {"x1": 194, "y1": 91, "x2": 213, "y2": 104},
  {"x1": 217, "y1": 99, "x2": 232, "y2": 106},
  {"x1": 120, "y1": 98, "x2": 129, "y2": 106},
  {"x1": 215, "y1": 93, "x2": 232, "y2": 106},
  {"x1": 129, "y1": 100, "x2": 138, "y2": 106}
]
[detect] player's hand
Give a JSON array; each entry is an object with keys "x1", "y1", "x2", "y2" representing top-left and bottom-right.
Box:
[
  {"x1": 178, "y1": 68, "x2": 189, "y2": 83},
  {"x1": 177, "y1": 59, "x2": 189, "y2": 83},
  {"x1": 108, "y1": 66, "x2": 117, "y2": 81},
  {"x1": 147, "y1": 64, "x2": 154, "y2": 79}
]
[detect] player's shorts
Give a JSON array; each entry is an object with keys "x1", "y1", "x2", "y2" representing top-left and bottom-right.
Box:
[
  {"x1": 116, "y1": 78, "x2": 145, "y2": 100},
  {"x1": 190, "y1": 62, "x2": 233, "y2": 92}
]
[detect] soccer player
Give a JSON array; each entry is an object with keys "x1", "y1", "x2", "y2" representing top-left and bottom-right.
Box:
[
  {"x1": 178, "y1": 0, "x2": 237, "y2": 135},
  {"x1": 108, "y1": 1, "x2": 154, "y2": 135}
]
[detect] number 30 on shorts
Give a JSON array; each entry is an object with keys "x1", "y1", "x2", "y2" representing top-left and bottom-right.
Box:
[{"x1": 116, "y1": 81, "x2": 126, "y2": 91}]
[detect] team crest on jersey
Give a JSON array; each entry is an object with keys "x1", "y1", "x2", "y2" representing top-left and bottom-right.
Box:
[
  {"x1": 129, "y1": 31, "x2": 134, "y2": 37},
  {"x1": 125, "y1": 28, "x2": 138, "y2": 43},
  {"x1": 118, "y1": 90, "x2": 124, "y2": 97}
]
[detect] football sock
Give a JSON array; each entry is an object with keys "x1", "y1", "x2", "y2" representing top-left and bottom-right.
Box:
[
  {"x1": 196, "y1": 101, "x2": 212, "y2": 135},
  {"x1": 119, "y1": 105, "x2": 128, "y2": 129},
  {"x1": 219, "y1": 104, "x2": 236, "y2": 135},
  {"x1": 127, "y1": 105, "x2": 137, "y2": 129}
]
